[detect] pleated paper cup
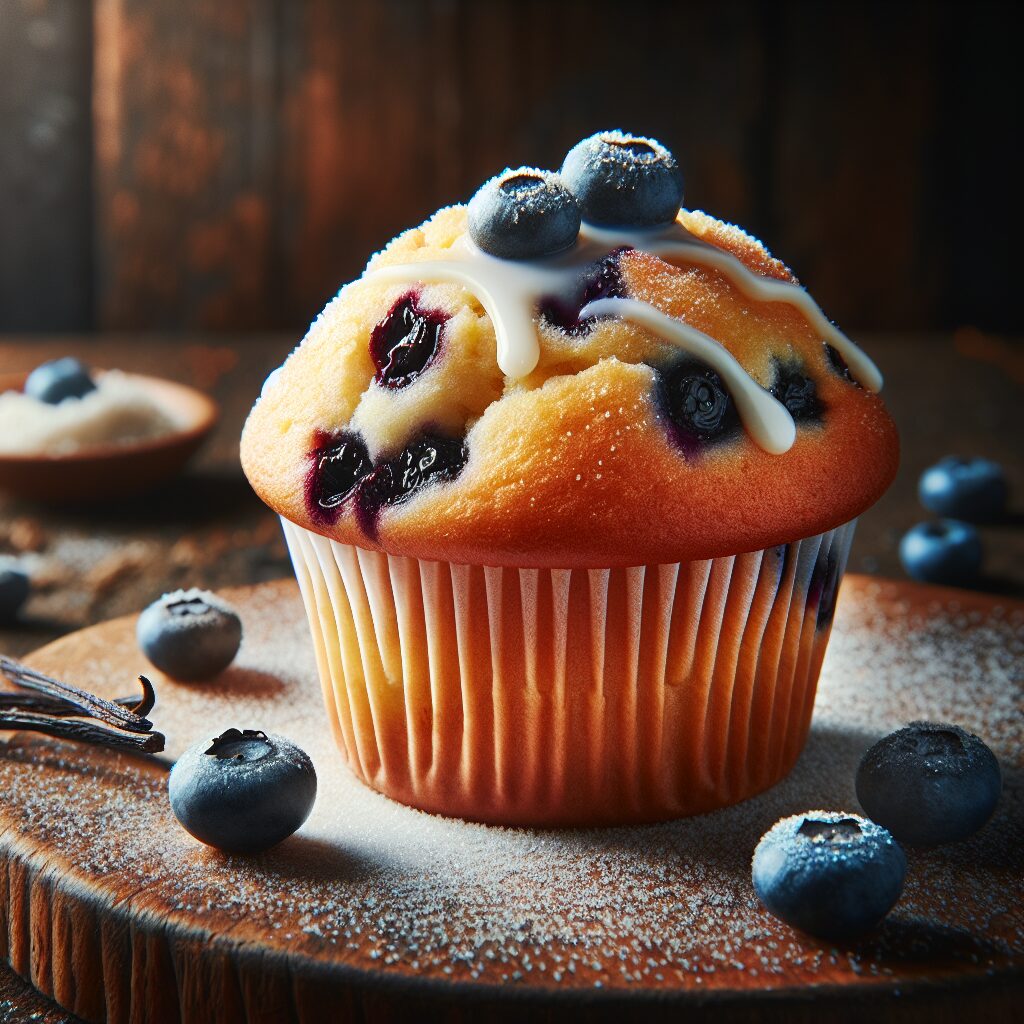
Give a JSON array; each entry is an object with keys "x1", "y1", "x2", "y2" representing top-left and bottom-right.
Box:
[{"x1": 282, "y1": 518, "x2": 856, "y2": 826}]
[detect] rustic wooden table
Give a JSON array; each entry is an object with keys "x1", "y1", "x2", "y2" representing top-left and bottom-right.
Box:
[{"x1": 1, "y1": 330, "x2": 1022, "y2": 1021}]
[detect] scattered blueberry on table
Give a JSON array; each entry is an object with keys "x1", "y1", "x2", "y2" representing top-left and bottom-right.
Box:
[
  {"x1": 0, "y1": 563, "x2": 31, "y2": 623},
  {"x1": 24, "y1": 357, "x2": 97, "y2": 404},
  {"x1": 468, "y1": 167, "x2": 581, "y2": 260},
  {"x1": 918, "y1": 456, "x2": 1008, "y2": 522},
  {"x1": 169, "y1": 728, "x2": 317, "y2": 853},
  {"x1": 136, "y1": 588, "x2": 242, "y2": 681},
  {"x1": 561, "y1": 130, "x2": 684, "y2": 227},
  {"x1": 751, "y1": 811, "x2": 906, "y2": 941},
  {"x1": 856, "y1": 722, "x2": 1001, "y2": 847},
  {"x1": 899, "y1": 519, "x2": 982, "y2": 586}
]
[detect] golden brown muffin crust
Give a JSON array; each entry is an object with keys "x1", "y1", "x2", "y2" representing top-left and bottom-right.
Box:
[{"x1": 241, "y1": 206, "x2": 898, "y2": 568}]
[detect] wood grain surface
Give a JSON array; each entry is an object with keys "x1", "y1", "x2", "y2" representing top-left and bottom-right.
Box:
[{"x1": 1, "y1": 575, "x2": 1022, "y2": 1023}]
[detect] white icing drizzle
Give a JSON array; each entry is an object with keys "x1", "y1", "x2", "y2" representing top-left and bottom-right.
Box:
[
  {"x1": 580, "y1": 298, "x2": 797, "y2": 454},
  {"x1": 366, "y1": 253, "x2": 572, "y2": 380},
  {"x1": 582, "y1": 221, "x2": 883, "y2": 393},
  {"x1": 361, "y1": 214, "x2": 883, "y2": 455}
]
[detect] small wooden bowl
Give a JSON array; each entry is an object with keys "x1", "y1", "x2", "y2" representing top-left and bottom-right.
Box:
[{"x1": 0, "y1": 372, "x2": 219, "y2": 502}]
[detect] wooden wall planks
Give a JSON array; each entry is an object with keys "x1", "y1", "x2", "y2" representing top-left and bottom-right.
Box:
[
  {"x1": 0, "y1": 0, "x2": 1021, "y2": 336},
  {"x1": 0, "y1": 0, "x2": 93, "y2": 332},
  {"x1": 93, "y1": 0, "x2": 281, "y2": 330}
]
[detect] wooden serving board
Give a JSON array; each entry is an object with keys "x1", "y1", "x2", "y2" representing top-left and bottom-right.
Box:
[{"x1": 1, "y1": 576, "x2": 1021, "y2": 1023}]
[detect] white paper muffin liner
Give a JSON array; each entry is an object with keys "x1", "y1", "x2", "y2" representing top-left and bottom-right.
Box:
[{"x1": 282, "y1": 517, "x2": 856, "y2": 825}]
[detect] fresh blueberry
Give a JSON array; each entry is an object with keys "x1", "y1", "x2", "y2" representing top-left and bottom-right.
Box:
[
  {"x1": 752, "y1": 811, "x2": 906, "y2": 941},
  {"x1": 169, "y1": 728, "x2": 317, "y2": 853},
  {"x1": 856, "y1": 722, "x2": 1001, "y2": 847},
  {"x1": 468, "y1": 167, "x2": 581, "y2": 260},
  {"x1": 24, "y1": 357, "x2": 97, "y2": 404},
  {"x1": 918, "y1": 457, "x2": 1009, "y2": 522},
  {"x1": 0, "y1": 563, "x2": 31, "y2": 623},
  {"x1": 561, "y1": 130, "x2": 683, "y2": 228},
  {"x1": 657, "y1": 358, "x2": 740, "y2": 456},
  {"x1": 356, "y1": 433, "x2": 468, "y2": 538},
  {"x1": 770, "y1": 363, "x2": 822, "y2": 422},
  {"x1": 539, "y1": 248, "x2": 628, "y2": 334},
  {"x1": 899, "y1": 520, "x2": 982, "y2": 586},
  {"x1": 306, "y1": 430, "x2": 372, "y2": 524},
  {"x1": 137, "y1": 588, "x2": 243, "y2": 681},
  {"x1": 370, "y1": 291, "x2": 448, "y2": 389}
]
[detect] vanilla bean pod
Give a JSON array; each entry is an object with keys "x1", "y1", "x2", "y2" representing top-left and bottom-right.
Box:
[
  {"x1": 0, "y1": 710, "x2": 165, "y2": 753},
  {"x1": 130, "y1": 675, "x2": 156, "y2": 718},
  {"x1": 0, "y1": 692, "x2": 138, "y2": 715},
  {"x1": 0, "y1": 674, "x2": 155, "y2": 718},
  {"x1": 0, "y1": 655, "x2": 152, "y2": 733}
]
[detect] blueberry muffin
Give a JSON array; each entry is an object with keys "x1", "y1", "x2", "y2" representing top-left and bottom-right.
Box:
[{"x1": 241, "y1": 131, "x2": 898, "y2": 825}]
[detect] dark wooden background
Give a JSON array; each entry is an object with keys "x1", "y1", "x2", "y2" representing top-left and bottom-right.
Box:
[{"x1": 1, "y1": 0, "x2": 1022, "y2": 336}]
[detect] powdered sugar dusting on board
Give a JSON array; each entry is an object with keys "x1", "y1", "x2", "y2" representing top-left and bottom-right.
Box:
[{"x1": 1, "y1": 577, "x2": 1021, "y2": 997}]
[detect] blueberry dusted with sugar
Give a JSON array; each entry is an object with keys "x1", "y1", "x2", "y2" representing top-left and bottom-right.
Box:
[
  {"x1": 771, "y1": 363, "x2": 822, "y2": 422},
  {"x1": 561, "y1": 130, "x2": 684, "y2": 228},
  {"x1": 169, "y1": 728, "x2": 317, "y2": 853},
  {"x1": 918, "y1": 456, "x2": 1008, "y2": 522},
  {"x1": 357, "y1": 433, "x2": 468, "y2": 538},
  {"x1": 0, "y1": 563, "x2": 30, "y2": 623},
  {"x1": 24, "y1": 357, "x2": 96, "y2": 404},
  {"x1": 658, "y1": 357, "x2": 740, "y2": 455},
  {"x1": 308, "y1": 431, "x2": 372, "y2": 521},
  {"x1": 370, "y1": 292, "x2": 448, "y2": 389},
  {"x1": 468, "y1": 167, "x2": 581, "y2": 260},
  {"x1": 752, "y1": 810, "x2": 906, "y2": 941},
  {"x1": 856, "y1": 722, "x2": 1001, "y2": 847},
  {"x1": 137, "y1": 588, "x2": 242, "y2": 681},
  {"x1": 899, "y1": 519, "x2": 982, "y2": 586}
]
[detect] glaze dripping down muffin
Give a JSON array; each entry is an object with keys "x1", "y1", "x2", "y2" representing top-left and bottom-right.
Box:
[
  {"x1": 241, "y1": 131, "x2": 898, "y2": 826},
  {"x1": 243, "y1": 175, "x2": 895, "y2": 569}
]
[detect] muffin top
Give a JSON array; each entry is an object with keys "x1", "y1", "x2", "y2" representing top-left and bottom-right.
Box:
[{"x1": 241, "y1": 132, "x2": 898, "y2": 569}]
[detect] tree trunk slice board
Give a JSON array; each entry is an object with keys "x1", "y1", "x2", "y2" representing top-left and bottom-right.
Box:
[{"x1": 0, "y1": 575, "x2": 1021, "y2": 1023}]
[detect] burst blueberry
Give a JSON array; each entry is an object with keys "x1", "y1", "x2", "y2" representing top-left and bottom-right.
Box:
[
  {"x1": 899, "y1": 519, "x2": 982, "y2": 586},
  {"x1": 370, "y1": 292, "x2": 447, "y2": 389},
  {"x1": 169, "y1": 728, "x2": 317, "y2": 853},
  {"x1": 918, "y1": 456, "x2": 1008, "y2": 522},
  {"x1": 752, "y1": 810, "x2": 906, "y2": 940},
  {"x1": 308, "y1": 431, "x2": 372, "y2": 522},
  {"x1": 856, "y1": 722, "x2": 1001, "y2": 847},
  {"x1": 809, "y1": 551, "x2": 842, "y2": 628},
  {"x1": 561, "y1": 130, "x2": 683, "y2": 228},
  {"x1": 137, "y1": 588, "x2": 243, "y2": 681},
  {"x1": 24, "y1": 357, "x2": 97, "y2": 404},
  {"x1": 356, "y1": 433, "x2": 468, "y2": 538},
  {"x1": 823, "y1": 342, "x2": 859, "y2": 385},
  {"x1": 468, "y1": 167, "x2": 581, "y2": 260},
  {"x1": 658, "y1": 358, "x2": 739, "y2": 455},
  {"x1": 771, "y1": 363, "x2": 822, "y2": 422},
  {"x1": 0, "y1": 563, "x2": 30, "y2": 623},
  {"x1": 539, "y1": 249, "x2": 628, "y2": 334}
]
